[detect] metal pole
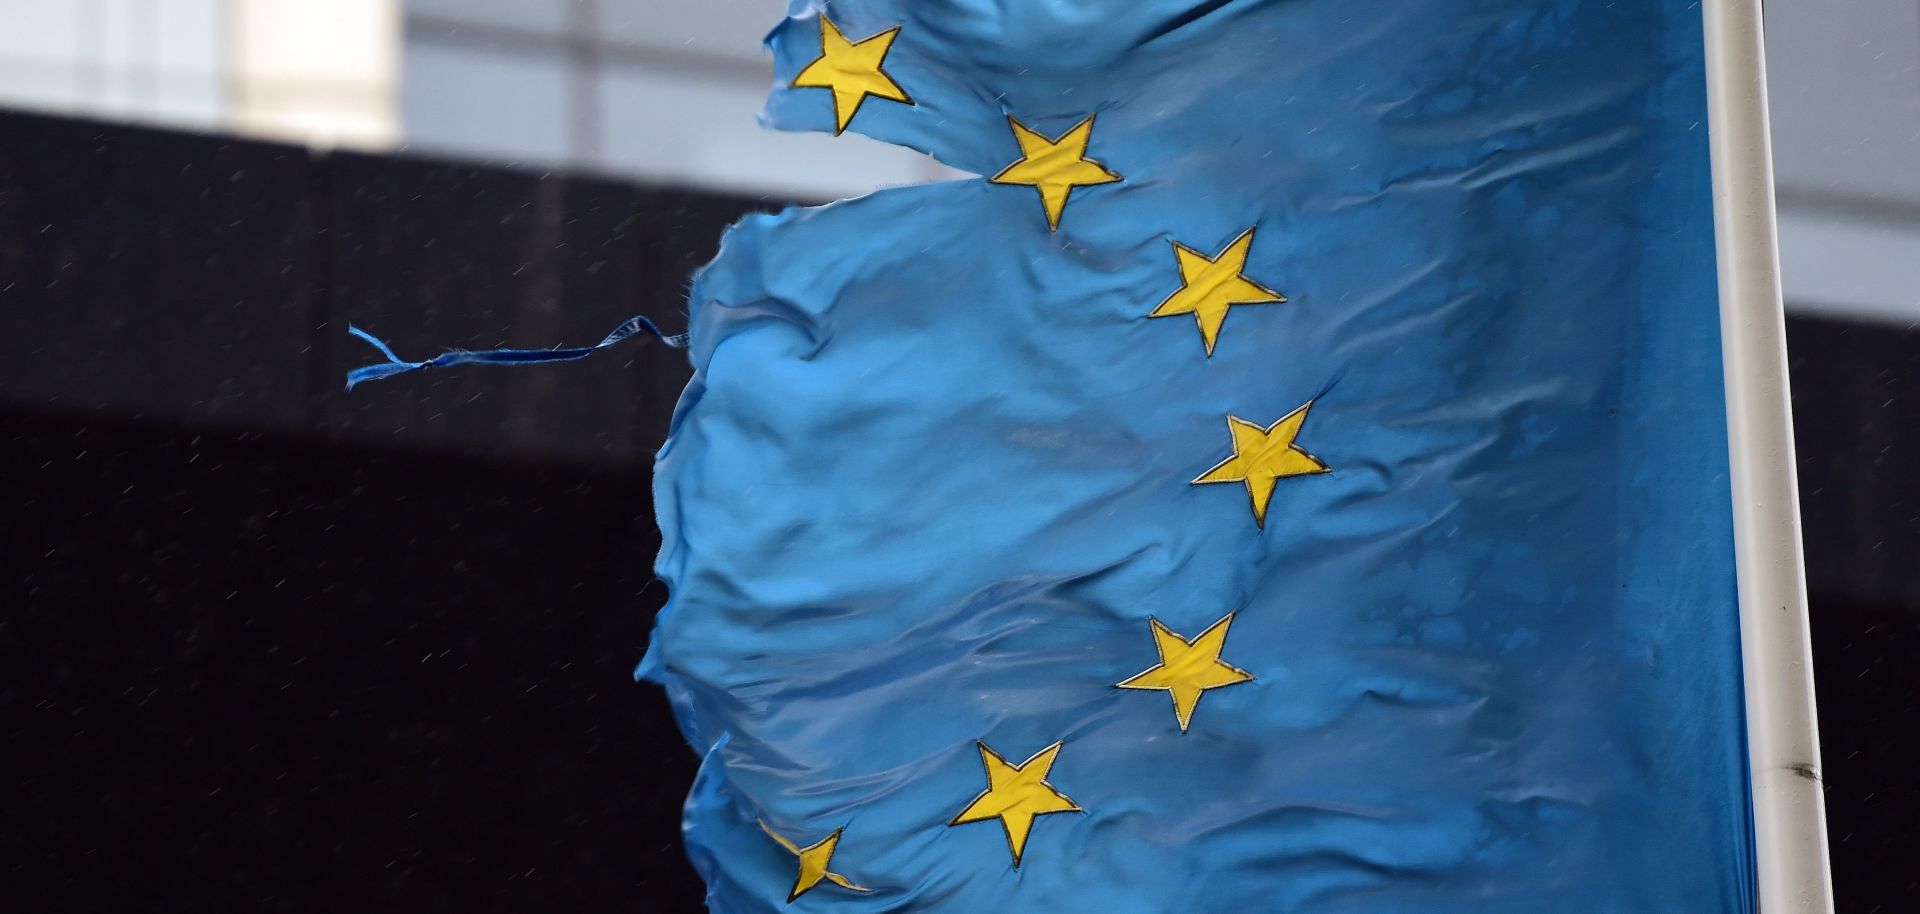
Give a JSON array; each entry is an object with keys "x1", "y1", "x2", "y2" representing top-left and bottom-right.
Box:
[{"x1": 1699, "y1": 1, "x2": 1835, "y2": 911}]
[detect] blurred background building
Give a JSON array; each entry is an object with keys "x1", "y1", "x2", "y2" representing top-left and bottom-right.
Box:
[
  {"x1": 0, "y1": 0, "x2": 952, "y2": 199},
  {"x1": 0, "y1": 0, "x2": 1910, "y2": 311},
  {"x1": 1767, "y1": 0, "x2": 1920, "y2": 325},
  {"x1": 0, "y1": 0, "x2": 397, "y2": 150}
]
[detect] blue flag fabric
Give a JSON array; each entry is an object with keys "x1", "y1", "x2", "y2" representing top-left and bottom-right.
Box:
[{"x1": 641, "y1": 1, "x2": 1755, "y2": 911}]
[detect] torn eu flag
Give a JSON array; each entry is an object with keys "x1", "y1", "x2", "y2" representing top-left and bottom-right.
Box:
[{"x1": 639, "y1": 1, "x2": 1755, "y2": 911}]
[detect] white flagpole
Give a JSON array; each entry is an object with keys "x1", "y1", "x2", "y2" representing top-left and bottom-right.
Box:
[{"x1": 1700, "y1": 1, "x2": 1835, "y2": 911}]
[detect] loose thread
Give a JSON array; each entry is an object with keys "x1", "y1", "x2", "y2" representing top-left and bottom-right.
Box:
[{"x1": 344, "y1": 316, "x2": 690, "y2": 390}]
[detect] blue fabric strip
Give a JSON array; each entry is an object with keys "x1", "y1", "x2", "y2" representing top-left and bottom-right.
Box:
[{"x1": 343, "y1": 316, "x2": 689, "y2": 390}]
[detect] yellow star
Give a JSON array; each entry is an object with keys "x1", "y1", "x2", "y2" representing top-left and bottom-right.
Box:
[
  {"x1": 1149, "y1": 228, "x2": 1286, "y2": 356},
  {"x1": 947, "y1": 741, "x2": 1080, "y2": 868},
  {"x1": 1117, "y1": 614, "x2": 1255, "y2": 732},
  {"x1": 758, "y1": 820, "x2": 871, "y2": 903},
  {"x1": 988, "y1": 115, "x2": 1123, "y2": 231},
  {"x1": 791, "y1": 16, "x2": 912, "y2": 135},
  {"x1": 1193, "y1": 402, "x2": 1331, "y2": 528}
]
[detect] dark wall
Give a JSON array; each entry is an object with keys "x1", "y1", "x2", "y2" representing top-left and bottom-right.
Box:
[
  {"x1": 1787, "y1": 315, "x2": 1920, "y2": 907},
  {"x1": 0, "y1": 111, "x2": 1913, "y2": 912},
  {"x1": 3, "y1": 417, "x2": 693, "y2": 912},
  {"x1": 0, "y1": 111, "x2": 775, "y2": 913}
]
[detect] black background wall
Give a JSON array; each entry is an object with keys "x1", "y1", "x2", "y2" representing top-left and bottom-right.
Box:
[{"x1": 1, "y1": 111, "x2": 1914, "y2": 912}]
